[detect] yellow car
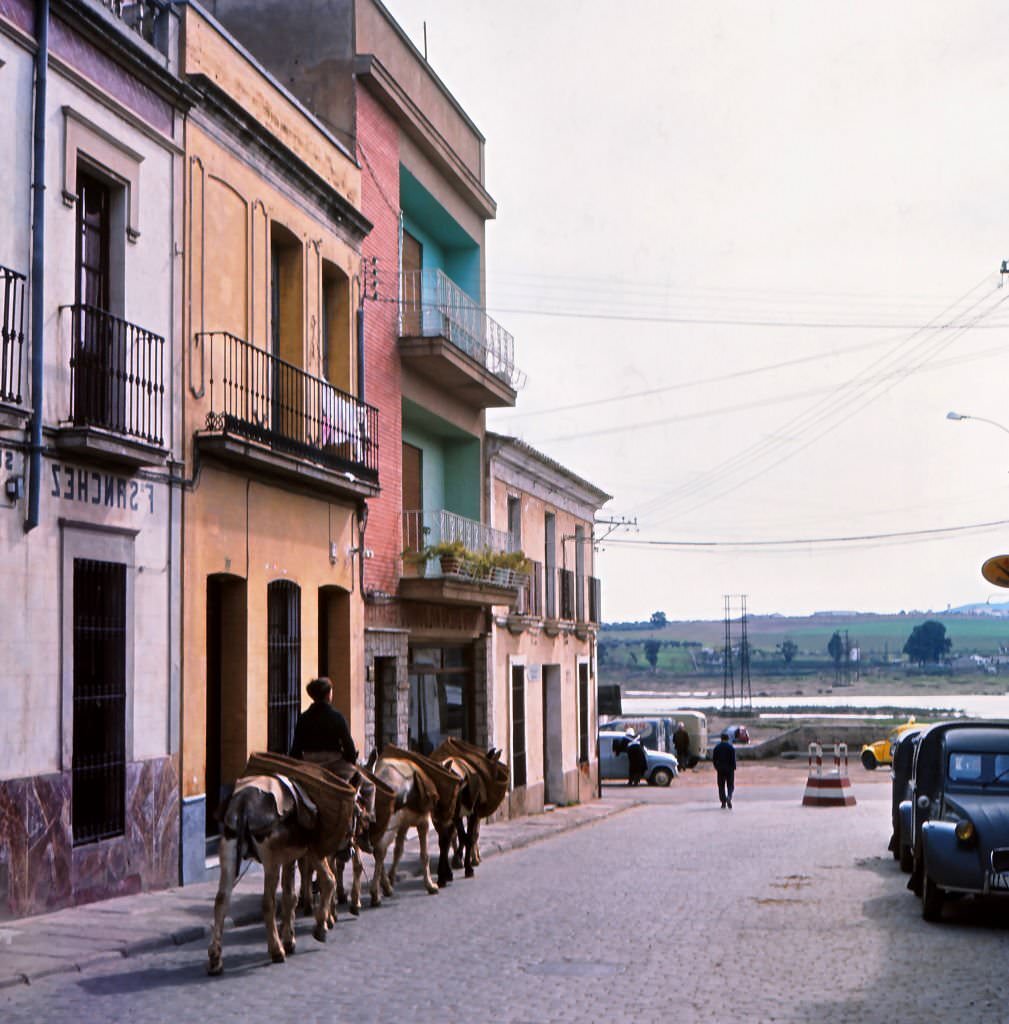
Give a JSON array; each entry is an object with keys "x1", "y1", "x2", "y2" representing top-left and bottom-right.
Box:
[{"x1": 861, "y1": 717, "x2": 918, "y2": 771}]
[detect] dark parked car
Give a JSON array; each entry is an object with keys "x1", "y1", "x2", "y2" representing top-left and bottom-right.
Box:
[
  {"x1": 889, "y1": 727, "x2": 922, "y2": 871},
  {"x1": 899, "y1": 721, "x2": 1009, "y2": 921}
]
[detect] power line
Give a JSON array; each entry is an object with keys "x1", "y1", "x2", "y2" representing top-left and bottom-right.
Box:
[
  {"x1": 526, "y1": 336, "x2": 1009, "y2": 444},
  {"x1": 603, "y1": 517, "x2": 1009, "y2": 549},
  {"x1": 632, "y1": 274, "x2": 1004, "y2": 523}
]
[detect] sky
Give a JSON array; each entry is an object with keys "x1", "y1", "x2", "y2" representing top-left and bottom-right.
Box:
[{"x1": 384, "y1": 0, "x2": 1009, "y2": 622}]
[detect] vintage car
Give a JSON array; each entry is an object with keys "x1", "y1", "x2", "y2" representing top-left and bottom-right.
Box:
[
  {"x1": 598, "y1": 730, "x2": 678, "y2": 787},
  {"x1": 899, "y1": 721, "x2": 1009, "y2": 921},
  {"x1": 860, "y1": 716, "x2": 918, "y2": 770},
  {"x1": 888, "y1": 726, "x2": 922, "y2": 871}
]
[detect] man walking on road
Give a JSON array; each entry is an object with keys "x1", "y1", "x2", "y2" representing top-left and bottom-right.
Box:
[{"x1": 712, "y1": 731, "x2": 736, "y2": 808}]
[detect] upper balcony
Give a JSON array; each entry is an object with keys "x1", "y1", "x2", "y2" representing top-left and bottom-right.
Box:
[
  {"x1": 55, "y1": 304, "x2": 167, "y2": 466},
  {"x1": 195, "y1": 330, "x2": 379, "y2": 499},
  {"x1": 0, "y1": 265, "x2": 27, "y2": 430},
  {"x1": 399, "y1": 269, "x2": 524, "y2": 409},
  {"x1": 96, "y1": 0, "x2": 166, "y2": 44},
  {"x1": 400, "y1": 507, "x2": 526, "y2": 608}
]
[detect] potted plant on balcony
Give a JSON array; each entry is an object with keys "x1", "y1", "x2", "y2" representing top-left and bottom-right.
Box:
[
  {"x1": 488, "y1": 549, "x2": 532, "y2": 587},
  {"x1": 401, "y1": 539, "x2": 467, "y2": 575}
]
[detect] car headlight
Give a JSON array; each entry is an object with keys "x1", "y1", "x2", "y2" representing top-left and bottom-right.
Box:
[{"x1": 955, "y1": 820, "x2": 976, "y2": 844}]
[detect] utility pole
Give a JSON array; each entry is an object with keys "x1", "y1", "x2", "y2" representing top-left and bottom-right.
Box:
[
  {"x1": 722, "y1": 594, "x2": 735, "y2": 709},
  {"x1": 739, "y1": 595, "x2": 753, "y2": 711}
]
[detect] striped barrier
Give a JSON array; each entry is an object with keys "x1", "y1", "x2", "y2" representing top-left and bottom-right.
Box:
[{"x1": 802, "y1": 742, "x2": 856, "y2": 807}]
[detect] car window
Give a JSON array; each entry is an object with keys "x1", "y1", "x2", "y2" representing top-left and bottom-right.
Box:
[
  {"x1": 993, "y1": 754, "x2": 1009, "y2": 786},
  {"x1": 948, "y1": 753, "x2": 982, "y2": 781}
]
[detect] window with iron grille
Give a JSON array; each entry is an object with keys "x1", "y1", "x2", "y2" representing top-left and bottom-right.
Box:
[
  {"x1": 511, "y1": 664, "x2": 526, "y2": 788},
  {"x1": 559, "y1": 568, "x2": 575, "y2": 620},
  {"x1": 578, "y1": 663, "x2": 590, "y2": 765},
  {"x1": 267, "y1": 580, "x2": 301, "y2": 754},
  {"x1": 72, "y1": 558, "x2": 126, "y2": 845}
]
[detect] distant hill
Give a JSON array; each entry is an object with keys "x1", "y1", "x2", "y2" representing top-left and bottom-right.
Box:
[{"x1": 601, "y1": 611, "x2": 1009, "y2": 657}]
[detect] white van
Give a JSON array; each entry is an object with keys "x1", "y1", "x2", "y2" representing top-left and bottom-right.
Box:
[{"x1": 602, "y1": 713, "x2": 708, "y2": 764}]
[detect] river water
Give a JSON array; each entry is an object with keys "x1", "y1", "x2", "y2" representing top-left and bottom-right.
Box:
[{"x1": 622, "y1": 691, "x2": 1009, "y2": 719}]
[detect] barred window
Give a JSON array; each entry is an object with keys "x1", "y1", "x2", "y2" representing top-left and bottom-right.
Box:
[
  {"x1": 72, "y1": 558, "x2": 126, "y2": 845},
  {"x1": 267, "y1": 580, "x2": 301, "y2": 754}
]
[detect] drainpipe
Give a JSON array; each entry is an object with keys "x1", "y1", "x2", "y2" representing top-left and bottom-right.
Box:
[{"x1": 25, "y1": 0, "x2": 49, "y2": 533}]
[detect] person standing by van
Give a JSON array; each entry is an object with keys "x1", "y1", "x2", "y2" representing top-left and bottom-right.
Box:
[
  {"x1": 712, "y1": 731, "x2": 736, "y2": 808},
  {"x1": 673, "y1": 721, "x2": 691, "y2": 768}
]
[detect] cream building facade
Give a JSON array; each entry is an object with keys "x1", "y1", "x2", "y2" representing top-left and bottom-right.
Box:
[
  {"x1": 486, "y1": 434, "x2": 610, "y2": 816},
  {"x1": 0, "y1": 0, "x2": 186, "y2": 917}
]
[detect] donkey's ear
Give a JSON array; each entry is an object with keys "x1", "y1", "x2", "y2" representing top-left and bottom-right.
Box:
[{"x1": 366, "y1": 748, "x2": 378, "y2": 770}]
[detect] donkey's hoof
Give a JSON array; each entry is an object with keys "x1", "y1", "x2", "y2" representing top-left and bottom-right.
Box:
[
  {"x1": 313, "y1": 923, "x2": 328, "y2": 943},
  {"x1": 283, "y1": 938, "x2": 295, "y2": 955},
  {"x1": 465, "y1": 867, "x2": 475, "y2": 878},
  {"x1": 337, "y1": 892, "x2": 348, "y2": 906},
  {"x1": 271, "y1": 950, "x2": 286, "y2": 964},
  {"x1": 370, "y1": 894, "x2": 381, "y2": 908},
  {"x1": 349, "y1": 904, "x2": 360, "y2": 917},
  {"x1": 207, "y1": 959, "x2": 223, "y2": 977}
]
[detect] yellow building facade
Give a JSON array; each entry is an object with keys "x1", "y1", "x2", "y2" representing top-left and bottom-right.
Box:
[{"x1": 177, "y1": 6, "x2": 376, "y2": 881}]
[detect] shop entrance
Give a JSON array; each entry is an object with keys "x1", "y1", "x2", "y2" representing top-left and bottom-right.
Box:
[{"x1": 408, "y1": 643, "x2": 473, "y2": 753}]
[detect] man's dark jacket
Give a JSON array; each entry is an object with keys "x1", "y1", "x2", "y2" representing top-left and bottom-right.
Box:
[
  {"x1": 711, "y1": 739, "x2": 736, "y2": 774},
  {"x1": 290, "y1": 702, "x2": 358, "y2": 762}
]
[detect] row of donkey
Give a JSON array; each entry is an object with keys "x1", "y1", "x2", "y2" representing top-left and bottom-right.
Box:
[{"x1": 206, "y1": 738, "x2": 509, "y2": 975}]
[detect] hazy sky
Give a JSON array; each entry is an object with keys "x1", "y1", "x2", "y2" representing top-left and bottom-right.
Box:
[{"x1": 384, "y1": 0, "x2": 1009, "y2": 621}]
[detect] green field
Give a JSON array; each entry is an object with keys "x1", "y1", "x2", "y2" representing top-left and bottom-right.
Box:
[{"x1": 600, "y1": 612, "x2": 1009, "y2": 670}]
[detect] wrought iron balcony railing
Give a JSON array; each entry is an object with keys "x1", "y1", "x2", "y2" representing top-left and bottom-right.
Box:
[
  {"x1": 1, "y1": 265, "x2": 26, "y2": 406},
  {"x1": 515, "y1": 559, "x2": 544, "y2": 616},
  {"x1": 96, "y1": 0, "x2": 168, "y2": 46},
  {"x1": 69, "y1": 304, "x2": 165, "y2": 446},
  {"x1": 400, "y1": 269, "x2": 524, "y2": 390},
  {"x1": 402, "y1": 508, "x2": 527, "y2": 585},
  {"x1": 199, "y1": 331, "x2": 379, "y2": 479}
]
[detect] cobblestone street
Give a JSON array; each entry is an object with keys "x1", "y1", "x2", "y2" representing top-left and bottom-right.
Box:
[{"x1": 3, "y1": 771, "x2": 1008, "y2": 1024}]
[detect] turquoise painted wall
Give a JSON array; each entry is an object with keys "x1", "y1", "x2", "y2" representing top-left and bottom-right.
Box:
[
  {"x1": 402, "y1": 401, "x2": 481, "y2": 522},
  {"x1": 444, "y1": 439, "x2": 480, "y2": 521},
  {"x1": 401, "y1": 167, "x2": 480, "y2": 302}
]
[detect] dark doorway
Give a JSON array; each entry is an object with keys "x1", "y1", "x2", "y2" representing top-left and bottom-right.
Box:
[
  {"x1": 205, "y1": 574, "x2": 247, "y2": 845},
  {"x1": 511, "y1": 664, "x2": 527, "y2": 789},
  {"x1": 542, "y1": 664, "x2": 563, "y2": 804}
]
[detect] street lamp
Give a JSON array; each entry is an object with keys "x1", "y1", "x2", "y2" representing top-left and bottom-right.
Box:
[{"x1": 945, "y1": 411, "x2": 1009, "y2": 438}]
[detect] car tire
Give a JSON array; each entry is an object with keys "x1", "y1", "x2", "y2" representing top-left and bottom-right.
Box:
[
  {"x1": 861, "y1": 749, "x2": 877, "y2": 771},
  {"x1": 922, "y1": 869, "x2": 944, "y2": 922},
  {"x1": 649, "y1": 767, "x2": 674, "y2": 787}
]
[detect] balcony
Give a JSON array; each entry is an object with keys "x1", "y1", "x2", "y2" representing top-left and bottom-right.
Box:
[
  {"x1": 399, "y1": 269, "x2": 524, "y2": 408},
  {"x1": 196, "y1": 331, "x2": 379, "y2": 498},
  {"x1": 96, "y1": 0, "x2": 168, "y2": 46},
  {"x1": 0, "y1": 265, "x2": 26, "y2": 429},
  {"x1": 56, "y1": 304, "x2": 167, "y2": 466},
  {"x1": 400, "y1": 508, "x2": 526, "y2": 607}
]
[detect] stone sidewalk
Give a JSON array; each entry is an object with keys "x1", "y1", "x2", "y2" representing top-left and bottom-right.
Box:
[{"x1": 0, "y1": 797, "x2": 634, "y2": 989}]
